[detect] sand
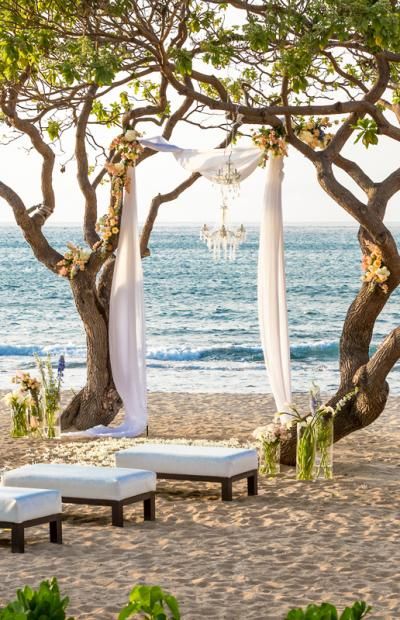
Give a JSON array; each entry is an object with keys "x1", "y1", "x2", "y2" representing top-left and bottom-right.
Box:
[{"x1": 0, "y1": 391, "x2": 399, "y2": 619}]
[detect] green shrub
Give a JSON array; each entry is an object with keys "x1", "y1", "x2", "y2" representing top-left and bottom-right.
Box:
[
  {"x1": 0, "y1": 578, "x2": 370, "y2": 620},
  {"x1": 285, "y1": 601, "x2": 372, "y2": 620},
  {"x1": 118, "y1": 585, "x2": 180, "y2": 620},
  {"x1": 0, "y1": 578, "x2": 74, "y2": 620}
]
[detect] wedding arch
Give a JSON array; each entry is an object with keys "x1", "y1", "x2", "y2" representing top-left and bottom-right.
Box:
[{"x1": 76, "y1": 135, "x2": 292, "y2": 437}]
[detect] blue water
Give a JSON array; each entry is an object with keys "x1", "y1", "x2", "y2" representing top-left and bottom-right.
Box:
[{"x1": 1, "y1": 224, "x2": 399, "y2": 393}]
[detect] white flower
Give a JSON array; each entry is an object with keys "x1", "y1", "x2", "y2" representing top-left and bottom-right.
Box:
[
  {"x1": 3, "y1": 390, "x2": 22, "y2": 406},
  {"x1": 376, "y1": 266, "x2": 390, "y2": 282},
  {"x1": 114, "y1": 162, "x2": 125, "y2": 175},
  {"x1": 320, "y1": 405, "x2": 335, "y2": 416},
  {"x1": 124, "y1": 129, "x2": 140, "y2": 142}
]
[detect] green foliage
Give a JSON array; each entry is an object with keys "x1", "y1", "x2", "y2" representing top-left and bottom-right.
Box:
[
  {"x1": 118, "y1": 585, "x2": 180, "y2": 620},
  {"x1": 285, "y1": 601, "x2": 372, "y2": 620},
  {"x1": 0, "y1": 578, "x2": 73, "y2": 620},
  {"x1": 171, "y1": 49, "x2": 192, "y2": 76},
  {"x1": 46, "y1": 120, "x2": 61, "y2": 141},
  {"x1": 352, "y1": 118, "x2": 379, "y2": 148}
]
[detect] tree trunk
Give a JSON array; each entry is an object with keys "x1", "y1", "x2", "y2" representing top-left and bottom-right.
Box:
[{"x1": 61, "y1": 261, "x2": 121, "y2": 430}]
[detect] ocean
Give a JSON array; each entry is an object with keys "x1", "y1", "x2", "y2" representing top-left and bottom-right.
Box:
[{"x1": 1, "y1": 223, "x2": 400, "y2": 394}]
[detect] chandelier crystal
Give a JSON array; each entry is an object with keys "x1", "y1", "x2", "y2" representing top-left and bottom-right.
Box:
[
  {"x1": 215, "y1": 158, "x2": 241, "y2": 198},
  {"x1": 200, "y1": 202, "x2": 246, "y2": 261}
]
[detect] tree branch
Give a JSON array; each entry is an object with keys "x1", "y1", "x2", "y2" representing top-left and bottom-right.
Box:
[
  {"x1": 360, "y1": 326, "x2": 400, "y2": 388},
  {"x1": 334, "y1": 155, "x2": 375, "y2": 196},
  {"x1": 2, "y1": 83, "x2": 56, "y2": 225},
  {"x1": 75, "y1": 84, "x2": 100, "y2": 248},
  {"x1": 316, "y1": 157, "x2": 400, "y2": 265},
  {"x1": 0, "y1": 180, "x2": 62, "y2": 270}
]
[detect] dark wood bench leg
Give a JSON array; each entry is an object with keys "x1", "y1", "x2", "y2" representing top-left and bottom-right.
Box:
[
  {"x1": 144, "y1": 495, "x2": 156, "y2": 521},
  {"x1": 50, "y1": 518, "x2": 62, "y2": 544},
  {"x1": 221, "y1": 478, "x2": 233, "y2": 501},
  {"x1": 11, "y1": 524, "x2": 24, "y2": 553},
  {"x1": 111, "y1": 502, "x2": 124, "y2": 527},
  {"x1": 247, "y1": 472, "x2": 258, "y2": 496}
]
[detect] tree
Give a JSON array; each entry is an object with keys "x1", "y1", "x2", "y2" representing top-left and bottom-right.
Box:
[
  {"x1": 0, "y1": 0, "x2": 201, "y2": 429},
  {"x1": 97, "y1": 0, "x2": 400, "y2": 464}
]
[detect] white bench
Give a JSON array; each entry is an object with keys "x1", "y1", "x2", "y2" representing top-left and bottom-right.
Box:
[
  {"x1": 115, "y1": 444, "x2": 258, "y2": 501},
  {"x1": 0, "y1": 486, "x2": 62, "y2": 553},
  {"x1": 3, "y1": 464, "x2": 156, "y2": 527}
]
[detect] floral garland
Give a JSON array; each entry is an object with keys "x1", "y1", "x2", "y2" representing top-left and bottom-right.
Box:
[
  {"x1": 252, "y1": 126, "x2": 288, "y2": 166},
  {"x1": 57, "y1": 243, "x2": 91, "y2": 279},
  {"x1": 57, "y1": 130, "x2": 143, "y2": 278},
  {"x1": 252, "y1": 117, "x2": 334, "y2": 166},
  {"x1": 294, "y1": 116, "x2": 334, "y2": 149},
  {"x1": 95, "y1": 129, "x2": 144, "y2": 252},
  {"x1": 361, "y1": 240, "x2": 390, "y2": 293}
]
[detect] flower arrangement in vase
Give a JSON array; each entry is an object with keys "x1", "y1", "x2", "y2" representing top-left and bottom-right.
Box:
[
  {"x1": 275, "y1": 384, "x2": 358, "y2": 481},
  {"x1": 252, "y1": 423, "x2": 289, "y2": 477},
  {"x1": 35, "y1": 354, "x2": 65, "y2": 439},
  {"x1": 3, "y1": 391, "x2": 30, "y2": 437},
  {"x1": 11, "y1": 371, "x2": 42, "y2": 434},
  {"x1": 3, "y1": 355, "x2": 65, "y2": 439}
]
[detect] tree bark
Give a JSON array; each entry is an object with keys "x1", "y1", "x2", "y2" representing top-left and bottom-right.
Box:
[{"x1": 61, "y1": 266, "x2": 121, "y2": 430}]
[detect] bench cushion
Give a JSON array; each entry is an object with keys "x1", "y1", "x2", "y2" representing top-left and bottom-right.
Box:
[
  {"x1": 3, "y1": 464, "x2": 156, "y2": 502},
  {"x1": 115, "y1": 444, "x2": 258, "y2": 478},
  {"x1": 0, "y1": 487, "x2": 61, "y2": 524}
]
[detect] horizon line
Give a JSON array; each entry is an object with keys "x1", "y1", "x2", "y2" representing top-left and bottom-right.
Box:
[{"x1": 2, "y1": 220, "x2": 400, "y2": 226}]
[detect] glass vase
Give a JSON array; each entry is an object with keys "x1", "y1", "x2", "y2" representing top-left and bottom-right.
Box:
[
  {"x1": 10, "y1": 405, "x2": 29, "y2": 438},
  {"x1": 259, "y1": 440, "x2": 281, "y2": 477},
  {"x1": 314, "y1": 412, "x2": 334, "y2": 479},
  {"x1": 296, "y1": 422, "x2": 316, "y2": 481},
  {"x1": 43, "y1": 407, "x2": 61, "y2": 439}
]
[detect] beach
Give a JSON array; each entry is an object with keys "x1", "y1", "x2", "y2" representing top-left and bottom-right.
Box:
[{"x1": 0, "y1": 391, "x2": 399, "y2": 619}]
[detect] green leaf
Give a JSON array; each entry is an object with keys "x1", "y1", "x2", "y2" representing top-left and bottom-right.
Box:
[
  {"x1": 172, "y1": 49, "x2": 192, "y2": 76},
  {"x1": 47, "y1": 120, "x2": 61, "y2": 141}
]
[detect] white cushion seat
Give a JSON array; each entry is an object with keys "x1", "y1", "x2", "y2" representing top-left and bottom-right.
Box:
[
  {"x1": 0, "y1": 486, "x2": 62, "y2": 553},
  {"x1": 115, "y1": 444, "x2": 258, "y2": 501},
  {"x1": 3, "y1": 464, "x2": 157, "y2": 527},
  {"x1": 0, "y1": 486, "x2": 61, "y2": 524}
]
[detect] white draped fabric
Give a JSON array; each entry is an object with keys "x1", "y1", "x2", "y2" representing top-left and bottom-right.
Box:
[
  {"x1": 257, "y1": 157, "x2": 292, "y2": 416},
  {"x1": 140, "y1": 136, "x2": 262, "y2": 182},
  {"x1": 68, "y1": 137, "x2": 292, "y2": 437},
  {"x1": 65, "y1": 167, "x2": 148, "y2": 438}
]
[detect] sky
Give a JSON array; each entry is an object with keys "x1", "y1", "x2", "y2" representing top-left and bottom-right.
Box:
[{"x1": 1, "y1": 114, "x2": 399, "y2": 227}]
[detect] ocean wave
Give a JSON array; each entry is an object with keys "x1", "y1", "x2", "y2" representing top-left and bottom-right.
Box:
[
  {"x1": 291, "y1": 341, "x2": 339, "y2": 359},
  {"x1": 0, "y1": 343, "x2": 86, "y2": 358},
  {"x1": 147, "y1": 341, "x2": 340, "y2": 362},
  {"x1": 0, "y1": 340, "x2": 341, "y2": 363}
]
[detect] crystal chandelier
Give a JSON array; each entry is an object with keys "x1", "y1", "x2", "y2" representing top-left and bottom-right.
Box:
[
  {"x1": 200, "y1": 201, "x2": 246, "y2": 261},
  {"x1": 215, "y1": 158, "x2": 241, "y2": 198}
]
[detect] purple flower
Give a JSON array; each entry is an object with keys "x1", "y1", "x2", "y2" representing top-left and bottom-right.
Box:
[{"x1": 57, "y1": 355, "x2": 65, "y2": 380}]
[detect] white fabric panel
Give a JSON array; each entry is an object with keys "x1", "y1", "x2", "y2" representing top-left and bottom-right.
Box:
[
  {"x1": 4, "y1": 464, "x2": 156, "y2": 501},
  {"x1": 116, "y1": 444, "x2": 258, "y2": 477},
  {"x1": 258, "y1": 157, "x2": 292, "y2": 416},
  {"x1": 141, "y1": 136, "x2": 262, "y2": 182},
  {"x1": 66, "y1": 167, "x2": 148, "y2": 438},
  {"x1": 0, "y1": 486, "x2": 61, "y2": 523}
]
